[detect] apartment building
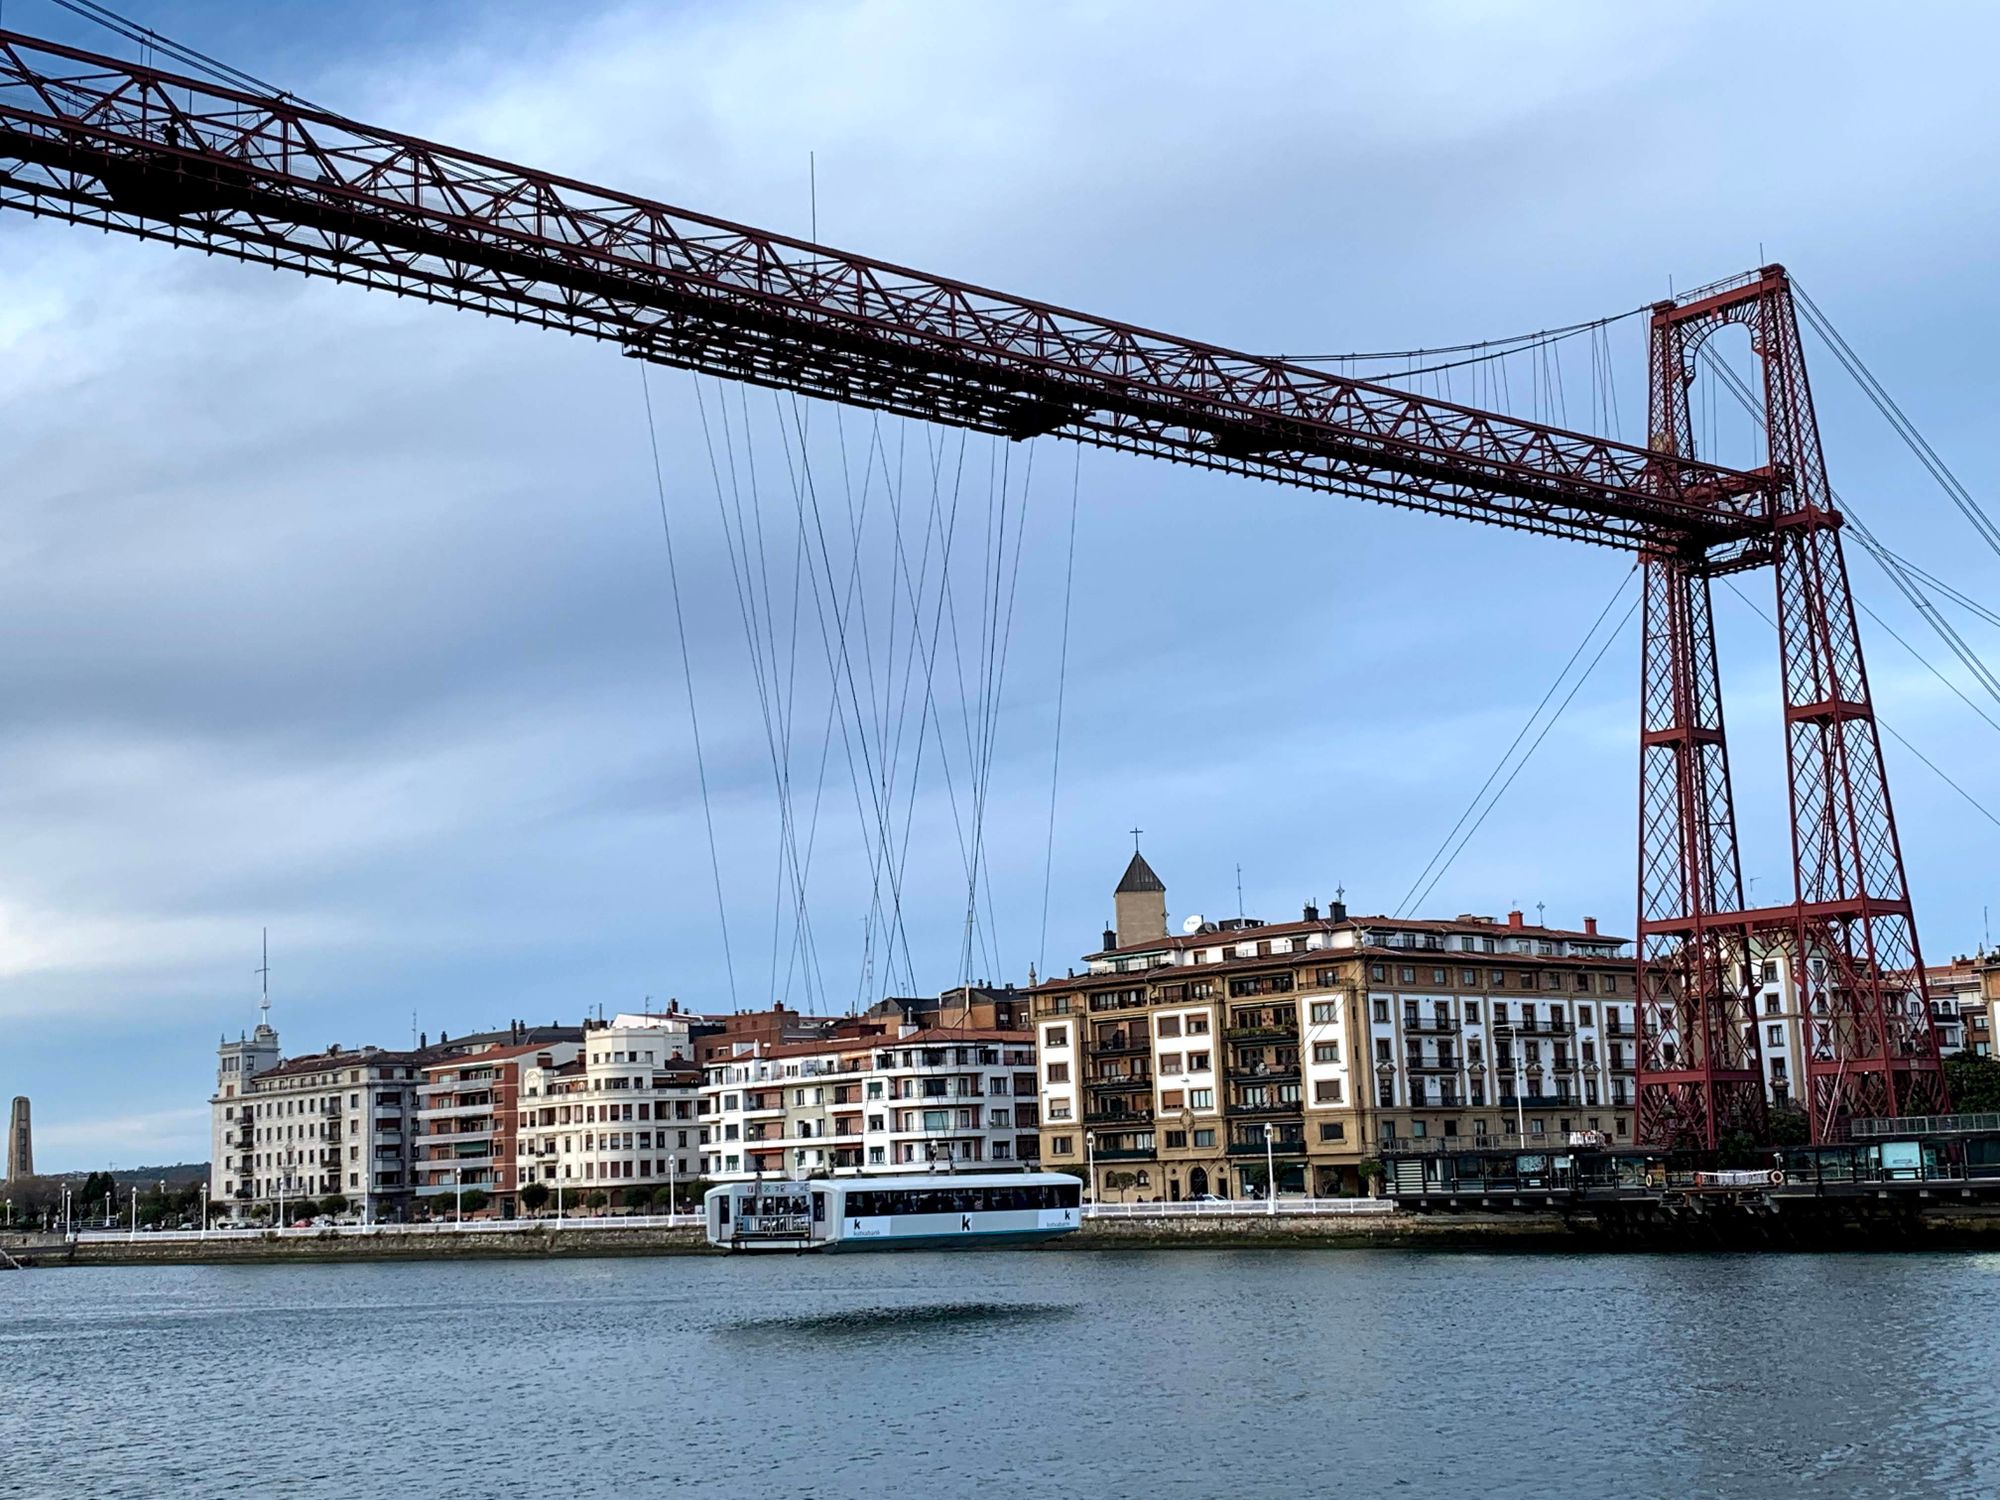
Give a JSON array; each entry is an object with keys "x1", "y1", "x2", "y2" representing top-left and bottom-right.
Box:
[
  {"x1": 415, "y1": 1039, "x2": 583, "y2": 1215},
  {"x1": 209, "y1": 1017, "x2": 583, "y2": 1221},
  {"x1": 1033, "y1": 851, "x2": 1636, "y2": 1201},
  {"x1": 699, "y1": 1025, "x2": 1040, "y2": 1180},
  {"x1": 210, "y1": 1032, "x2": 429, "y2": 1222},
  {"x1": 515, "y1": 1017, "x2": 701, "y2": 1206}
]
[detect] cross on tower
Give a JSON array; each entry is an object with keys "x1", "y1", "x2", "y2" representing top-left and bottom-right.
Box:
[{"x1": 1130, "y1": 826, "x2": 1143, "y2": 852}]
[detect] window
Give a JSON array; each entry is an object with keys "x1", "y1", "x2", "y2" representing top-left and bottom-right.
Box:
[
  {"x1": 1314, "y1": 1079, "x2": 1343, "y2": 1104},
  {"x1": 1046, "y1": 1026, "x2": 1068, "y2": 1048},
  {"x1": 1187, "y1": 1013, "x2": 1211, "y2": 1035},
  {"x1": 1315, "y1": 968, "x2": 1340, "y2": 987},
  {"x1": 1490, "y1": 970, "x2": 1506, "y2": 988},
  {"x1": 1051, "y1": 1136, "x2": 1073, "y2": 1156},
  {"x1": 1375, "y1": 1038, "x2": 1392, "y2": 1062},
  {"x1": 1312, "y1": 1041, "x2": 1340, "y2": 1064},
  {"x1": 1310, "y1": 1001, "x2": 1336, "y2": 1025},
  {"x1": 1187, "y1": 1051, "x2": 1211, "y2": 1073},
  {"x1": 1157, "y1": 1015, "x2": 1182, "y2": 1039},
  {"x1": 1318, "y1": 1122, "x2": 1346, "y2": 1142},
  {"x1": 1399, "y1": 966, "x2": 1416, "y2": 983},
  {"x1": 1164, "y1": 1130, "x2": 1187, "y2": 1148},
  {"x1": 1465, "y1": 1001, "x2": 1480, "y2": 1024},
  {"x1": 1601, "y1": 974, "x2": 1619, "y2": 994},
  {"x1": 1194, "y1": 1128, "x2": 1217, "y2": 1148},
  {"x1": 1372, "y1": 999, "x2": 1390, "y2": 1023},
  {"x1": 1046, "y1": 1062, "x2": 1070, "y2": 1084},
  {"x1": 1161, "y1": 1090, "x2": 1186, "y2": 1110},
  {"x1": 1189, "y1": 1089, "x2": 1214, "y2": 1109},
  {"x1": 1433, "y1": 968, "x2": 1448, "y2": 985},
  {"x1": 1159, "y1": 1052, "x2": 1183, "y2": 1074},
  {"x1": 1767, "y1": 1024, "x2": 1785, "y2": 1047},
  {"x1": 1369, "y1": 964, "x2": 1386, "y2": 982}
]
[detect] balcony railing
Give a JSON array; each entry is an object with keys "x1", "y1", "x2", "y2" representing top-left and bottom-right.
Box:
[
  {"x1": 1226, "y1": 1138, "x2": 1306, "y2": 1155},
  {"x1": 1403, "y1": 1016, "x2": 1460, "y2": 1035},
  {"x1": 1225, "y1": 1020, "x2": 1299, "y2": 1041}
]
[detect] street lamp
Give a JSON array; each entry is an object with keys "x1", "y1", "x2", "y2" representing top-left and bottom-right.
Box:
[
  {"x1": 1084, "y1": 1130, "x2": 1097, "y2": 1207},
  {"x1": 1263, "y1": 1122, "x2": 1277, "y2": 1217},
  {"x1": 454, "y1": 1165, "x2": 464, "y2": 1225}
]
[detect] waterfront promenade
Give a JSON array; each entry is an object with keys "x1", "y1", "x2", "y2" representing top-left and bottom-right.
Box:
[{"x1": 14, "y1": 1195, "x2": 2000, "y2": 1266}]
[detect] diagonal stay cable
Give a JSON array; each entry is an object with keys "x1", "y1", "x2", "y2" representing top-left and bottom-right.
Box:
[
  {"x1": 1393, "y1": 566, "x2": 1636, "y2": 919},
  {"x1": 1721, "y1": 580, "x2": 2000, "y2": 832},
  {"x1": 1403, "y1": 589, "x2": 1639, "y2": 920}
]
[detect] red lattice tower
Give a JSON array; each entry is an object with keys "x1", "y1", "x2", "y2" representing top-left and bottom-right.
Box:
[{"x1": 1637, "y1": 268, "x2": 1949, "y2": 1147}]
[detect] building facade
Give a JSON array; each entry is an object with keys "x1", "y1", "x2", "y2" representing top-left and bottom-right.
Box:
[
  {"x1": 1033, "y1": 852, "x2": 1637, "y2": 1201},
  {"x1": 416, "y1": 1039, "x2": 583, "y2": 1216},
  {"x1": 210, "y1": 1038, "x2": 430, "y2": 1221},
  {"x1": 699, "y1": 1026, "x2": 1040, "y2": 1181},
  {"x1": 516, "y1": 1018, "x2": 701, "y2": 1208},
  {"x1": 209, "y1": 1017, "x2": 584, "y2": 1221}
]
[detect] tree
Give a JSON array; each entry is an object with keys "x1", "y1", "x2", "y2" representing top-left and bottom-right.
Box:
[
  {"x1": 320, "y1": 1193, "x2": 349, "y2": 1216},
  {"x1": 1764, "y1": 1106, "x2": 1811, "y2": 1148},
  {"x1": 519, "y1": 1182, "x2": 551, "y2": 1215},
  {"x1": 1946, "y1": 1051, "x2": 2000, "y2": 1113},
  {"x1": 459, "y1": 1189, "x2": 491, "y2": 1217},
  {"x1": 584, "y1": 1190, "x2": 609, "y2": 1213},
  {"x1": 289, "y1": 1198, "x2": 319, "y2": 1220},
  {"x1": 1104, "y1": 1170, "x2": 1140, "y2": 1202}
]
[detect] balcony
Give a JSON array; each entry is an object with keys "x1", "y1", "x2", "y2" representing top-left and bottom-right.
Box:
[
  {"x1": 1230, "y1": 1061, "x2": 1299, "y2": 1082},
  {"x1": 1406, "y1": 1055, "x2": 1462, "y2": 1074},
  {"x1": 1403, "y1": 1015, "x2": 1460, "y2": 1035},
  {"x1": 1227, "y1": 1097, "x2": 1297, "y2": 1117},
  {"x1": 1086, "y1": 1077, "x2": 1153, "y2": 1096},
  {"x1": 1091, "y1": 1147, "x2": 1155, "y2": 1162},
  {"x1": 1225, "y1": 1020, "x2": 1299, "y2": 1041},
  {"x1": 1226, "y1": 1137, "x2": 1306, "y2": 1156},
  {"x1": 1083, "y1": 1107, "x2": 1154, "y2": 1125},
  {"x1": 1091, "y1": 1033, "x2": 1150, "y2": 1056}
]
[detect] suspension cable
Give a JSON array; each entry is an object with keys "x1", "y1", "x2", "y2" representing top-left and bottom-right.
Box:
[
  {"x1": 1721, "y1": 581, "x2": 2000, "y2": 832},
  {"x1": 1394, "y1": 567, "x2": 1637, "y2": 920},
  {"x1": 1794, "y1": 282, "x2": 2000, "y2": 565},
  {"x1": 1695, "y1": 345, "x2": 2000, "y2": 727},
  {"x1": 639, "y1": 365, "x2": 739, "y2": 1008},
  {"x1": 1038, "y1": 447, "x2": 1082, "y2": 979}
]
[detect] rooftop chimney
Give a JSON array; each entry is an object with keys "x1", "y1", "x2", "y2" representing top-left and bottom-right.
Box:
[
  {"x1": 1583, "y1": 916, "x2": 1599, "y2": 936},
  {"x1": 1102, "y1": 925, "x2": 1118, "y2": 951},
  {"x1": 1507, "y1": 910, "x2": 1525, "y2": 928},
  {"x1": 1303, "y1": 901, "x2": 1320, "y2": 922},
  {"x1": 1329, "y1": 899, "x2": 1348, "y2": 922}
]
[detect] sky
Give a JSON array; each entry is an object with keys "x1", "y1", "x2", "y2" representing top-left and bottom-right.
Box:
[{"x1": 3, "y1": 0, "x2": 1997, "y2": 1170}]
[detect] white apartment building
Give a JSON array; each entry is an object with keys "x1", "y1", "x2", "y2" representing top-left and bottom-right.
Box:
[
  {"x1": 209, "y1": 1027, "x2": 428, "y2": 1222},
  {"x1": 700, "y1": 1027, "x2": 1039, "y2": 1181},
  {"x1": 516, "y1": 1017, "x2": 701, "y2": 1206}
]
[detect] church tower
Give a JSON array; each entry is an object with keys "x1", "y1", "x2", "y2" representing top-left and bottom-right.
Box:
[{"x1": 1113, "y1": 843, "x2": 1168, "y2": 948}]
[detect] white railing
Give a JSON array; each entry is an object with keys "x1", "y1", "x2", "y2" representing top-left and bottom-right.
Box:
[
  {"x1": 1083, "y1": 1198, "x2": 1393, "y2": 1219},
  {"x1": 70, "y1": 1213, "x2": 706, "y2": 1243}
]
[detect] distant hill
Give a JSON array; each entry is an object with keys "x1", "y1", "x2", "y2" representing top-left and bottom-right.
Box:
[{"x1": 107, "y1": 1164, "x2": 210, "y2": 1185}]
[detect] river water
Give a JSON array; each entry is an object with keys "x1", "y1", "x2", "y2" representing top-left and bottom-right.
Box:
[{"x1": 3, "y1": 1249, "x2": 1995, "y2": 1498}]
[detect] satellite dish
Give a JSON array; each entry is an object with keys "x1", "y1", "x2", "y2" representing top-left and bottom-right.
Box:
[{"x1": 1182, "y1": 914, "x2": 1205, "y2": 934}]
